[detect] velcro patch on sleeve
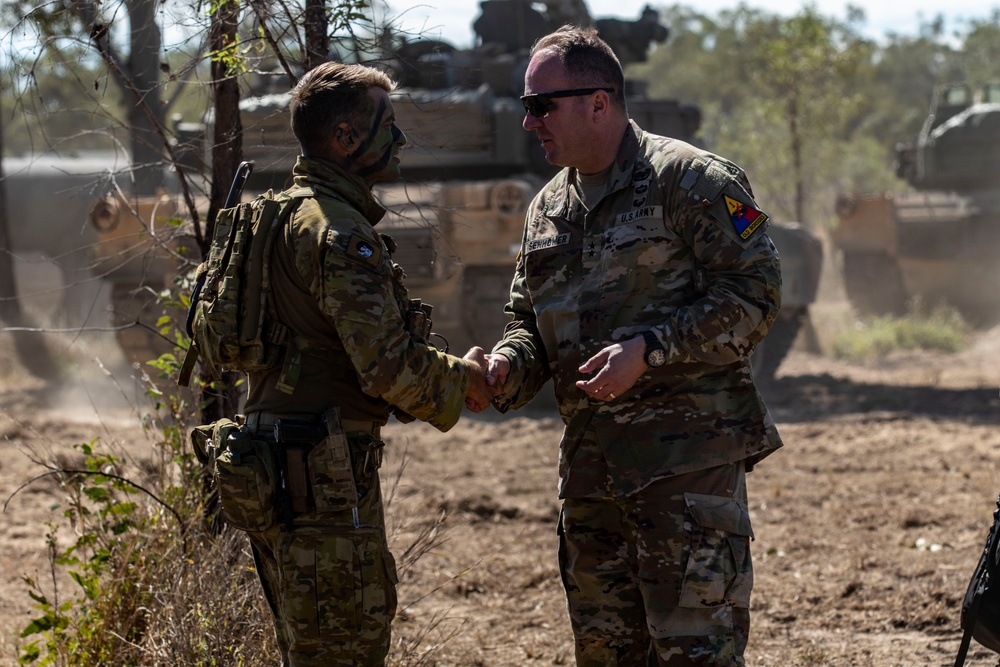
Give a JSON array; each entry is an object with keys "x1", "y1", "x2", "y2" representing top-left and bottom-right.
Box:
[
  {"x1": 680, "y1": 158, "x2": 730, "y2": 203},
  {"x1": 346, "y1": 234, "x2": 383, "y2": 267}
]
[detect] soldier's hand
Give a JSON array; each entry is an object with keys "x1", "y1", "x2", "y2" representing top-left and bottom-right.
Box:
[
  {"x1": 463, "y1": 347, "x2": 496, "y2": 412},
  {"x1": 575, "y1": 336, "x2": 646, "y2": 402},
  {"x1": 485, "y1": 353, "x2": 510, "y2": 390}
]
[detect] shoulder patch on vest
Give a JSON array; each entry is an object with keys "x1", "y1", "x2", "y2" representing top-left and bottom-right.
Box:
[{"x1": 347, "y1": 234, "x2": 383, "y2": 266}]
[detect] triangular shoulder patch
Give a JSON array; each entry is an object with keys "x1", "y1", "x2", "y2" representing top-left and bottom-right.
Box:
[{"x1": 724, "y1": 195, "x2": 769, "y2": 240}]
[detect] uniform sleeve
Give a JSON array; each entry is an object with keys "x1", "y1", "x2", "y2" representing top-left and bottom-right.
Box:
[
  {"x1": 652, "y1": 160, "x2": 782, "y2": 365},
  {"x1": 311, "y1": 219, "x2": 471, "y2": 431},
  {"x1": 490, "y1": 218, "x2": 553, "y2": 412}
]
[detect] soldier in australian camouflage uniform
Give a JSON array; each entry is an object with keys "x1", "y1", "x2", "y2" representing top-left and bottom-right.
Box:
[
  {"x1": 235, "y1": 62, "x2": 494, "y2": 666},
  {"x1": 482, "y1": 27, "x2": 784, "y2": 666}
]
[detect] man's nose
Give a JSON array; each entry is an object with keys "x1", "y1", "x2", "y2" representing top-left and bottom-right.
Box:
[{"x1": 523, "y1": 112, "x2": 542, "y2": 131}]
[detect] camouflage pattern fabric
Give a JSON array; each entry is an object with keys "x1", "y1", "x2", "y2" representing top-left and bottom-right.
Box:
[
  {"x1": 236, "y1": 155, "x2": 475, "y2": 665},
  {"x1": 492, "y1": 122, "x2": 784, "y2": 499},
  {"x1": 559, "y1": 463, "x2": 752, "y2": 666},
  {"x1": 244, "y1": 156, "x2": 470, "y2": 431},
  {"x1": 247, "y1": 433, "x2": 398, "y2": 667}
]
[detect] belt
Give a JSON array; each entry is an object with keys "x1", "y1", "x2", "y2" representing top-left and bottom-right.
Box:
[{"x1": 243, "y1": 410, "x2": 381, "y2": 437}]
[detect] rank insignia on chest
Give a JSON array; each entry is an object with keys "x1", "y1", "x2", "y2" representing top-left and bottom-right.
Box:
[
  {"x1": 725, "y1": 195, "x2": 769, "y2": 240},
  {"x1": 347, "y1": 235, "x2": 383, "y2": 266}
]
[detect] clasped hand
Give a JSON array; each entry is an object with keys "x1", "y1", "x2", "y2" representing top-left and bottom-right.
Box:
[{"x1": 462, "y1": 347, "x2": 510, "y2": 413}]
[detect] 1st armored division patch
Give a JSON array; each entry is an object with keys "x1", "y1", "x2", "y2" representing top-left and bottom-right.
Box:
[{"x1": 725, "y1": 195, "x2": 769, "y2": 240}]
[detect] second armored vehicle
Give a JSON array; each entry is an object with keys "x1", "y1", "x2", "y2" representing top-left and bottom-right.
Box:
[{"x1": 832, "y1": 82, "x2": 1000, "y2": 325}]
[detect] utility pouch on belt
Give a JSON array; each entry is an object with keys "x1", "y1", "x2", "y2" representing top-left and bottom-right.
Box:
[
  {"x1": 194, "y1": 419, "x2": 278, "y2": 533},
  {"x1": 308, "y1": 407, "x2": 359, "y2": 513}
]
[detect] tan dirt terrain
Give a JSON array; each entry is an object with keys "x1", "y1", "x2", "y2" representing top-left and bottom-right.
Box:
[{"x1": 0, "y1": 311, "x2": 999, "y2": 666}]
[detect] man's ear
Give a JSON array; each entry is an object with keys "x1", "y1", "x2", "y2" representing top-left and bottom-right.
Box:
[
  {"x1": 591, "y1": 91, "x2": 610, "y2": 120},
  {"x1": 334, "y1": 122, "x2": 359, "y2": 153}
]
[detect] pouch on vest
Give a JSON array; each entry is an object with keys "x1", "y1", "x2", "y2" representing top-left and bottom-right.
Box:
[
  {"x1": 178, "y1": 186, "x2": 311, "y2": 388},
  {"x1": 213, "y1": 422, "x2": 279, "y2": 533}
]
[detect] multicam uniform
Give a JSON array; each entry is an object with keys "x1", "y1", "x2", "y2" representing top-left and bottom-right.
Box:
[
  {"x1": 492, "y1": 122, "x2": 783, "y2": 665},
  {"x1": 240, "y1": 156, "x2": 470, "y2": 667}
]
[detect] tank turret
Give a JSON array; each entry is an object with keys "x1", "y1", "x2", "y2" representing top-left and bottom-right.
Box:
[
  {"x1": 833, "y1": 82, "x2": 1000, "y2": 325},
  {"x1": 895, "y1": 83, "x2": 1000, "y2": 192},
  {"x1": 235, "y1": 1, "x2": 699, "y2": 191}
]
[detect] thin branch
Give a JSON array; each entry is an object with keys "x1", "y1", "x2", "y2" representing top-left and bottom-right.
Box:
[
  {"x1": 246, "y1": 0, "x2": 299, "y2": 85},
  {"x1": 4, "y1": 468, "x2": 186, "y2": 549}
]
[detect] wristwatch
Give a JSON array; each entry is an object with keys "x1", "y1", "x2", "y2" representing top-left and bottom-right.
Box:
[{"x1": 640, "y1": 330, "x2": 666, "y2": 367}]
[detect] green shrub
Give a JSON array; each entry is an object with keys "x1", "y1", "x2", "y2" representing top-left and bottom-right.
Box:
[
  {"x1": 831, "y1": 305, "x2": 968, "y2": 362},
  {"x1": 15, "y1": 367, "x2": 280, "y2": 665}
]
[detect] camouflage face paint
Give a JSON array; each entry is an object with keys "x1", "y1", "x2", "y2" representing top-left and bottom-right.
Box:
[{"x1": 350, "y1": 94, "x2": 407, "y2": 185}]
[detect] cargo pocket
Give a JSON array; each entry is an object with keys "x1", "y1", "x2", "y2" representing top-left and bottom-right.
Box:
[
  {"x1": 678, "y1": 492, "x2": 754, "y2": 609},
  {"x1": 308, "y1": 430, "x2": 358, "y2": 513},
  {"x1": 214, "y1": 429, "x2": 278, "y2": 533},
  {"x1": 378, "y1": 545, "x2": 399, "y2": 625},
  {"x1": 288, "y1": 534, "x2": 397, "y2": 660}
]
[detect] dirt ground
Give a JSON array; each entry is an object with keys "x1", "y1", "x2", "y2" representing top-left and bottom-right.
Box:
[{"x1": 1, "y1": 296, "x2": 999, "y2": 666}]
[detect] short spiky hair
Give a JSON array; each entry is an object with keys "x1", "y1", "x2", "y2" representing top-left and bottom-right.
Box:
[
  {"x1": 289, "y1": 62, "x2": 396, "y2": 156},
  {"x1": 530, "y1": 26, "x2": 626, "y2": 110}
]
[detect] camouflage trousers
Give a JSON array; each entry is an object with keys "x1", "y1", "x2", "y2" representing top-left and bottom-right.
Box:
[
  {"x1": 245, "y1": 439, "x2": 398, "y2": 667},
  {"x1": 559, "y1": 463, "x2": 753, "y2": 666}
]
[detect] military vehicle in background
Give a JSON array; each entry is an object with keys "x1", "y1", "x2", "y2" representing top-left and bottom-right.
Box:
[
  {"x1": 2, "y1": 155, "x2": 194, "y2": 366},
  {"x1": 235, "y1": 0, "x2": 821, "y2": 385},
  {"x1": 3, "y1": 0, "x2": 820, "y2": 382},
  {"x1": 832, "y1": 82, "x2": 1000, "y2": 325},
  {"x1": 85, "y1": 185, "x2": 194, "y2": 363},
  {"x1": 756, "y1": 222, "x2": 822, "y2": 382}
]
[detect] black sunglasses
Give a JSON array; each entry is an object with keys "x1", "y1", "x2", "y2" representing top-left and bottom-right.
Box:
[{"x1": 520, "y1": 87, "x2": 616, "y2": 118}]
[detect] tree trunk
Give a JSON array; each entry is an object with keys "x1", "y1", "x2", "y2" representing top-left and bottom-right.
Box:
[
  {"x1": 200, "y1": 0, "x2": 245, "y2": 423},
  {"x1": 125, "y1": 0, "x2": 165, "y2": 195},
  {"x1": 304, "y1": 0, "x2": 330, "y2": 72}
]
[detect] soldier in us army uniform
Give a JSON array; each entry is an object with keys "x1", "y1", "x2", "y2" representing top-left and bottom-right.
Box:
[
  {"x1": 234, "y1": 62, "x2": 495, "y2": 666},
  {"x1": 482, "y1": 27, "x2": 784, "y2": 666}
]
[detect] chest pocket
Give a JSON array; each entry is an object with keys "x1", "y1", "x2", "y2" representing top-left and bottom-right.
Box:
[
  {"x1": 604, "y1": 215, "x2": 671, "y2": 269},
  {"x1": 523, "y1": 229, "x2": 578, "y2": 293}
]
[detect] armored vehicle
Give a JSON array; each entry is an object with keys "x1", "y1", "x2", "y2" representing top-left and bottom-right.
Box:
[
  {"x1": 235, "y1": 0, "x2": 820, "y2": 385},
  {"x1": 2, "y1": 154, "x2": 193, "y2": 366},
  {"x1": 832, "y1": 82, "x2": 1000, "y2": 325}
]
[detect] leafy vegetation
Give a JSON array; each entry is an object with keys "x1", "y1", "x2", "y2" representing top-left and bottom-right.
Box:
[
  {"x1": 831, "y1": 304, "x2": 969, "y2": 362},
  {"x1": 9, "y1": 337, "x2": 279, "y2": 664}
]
